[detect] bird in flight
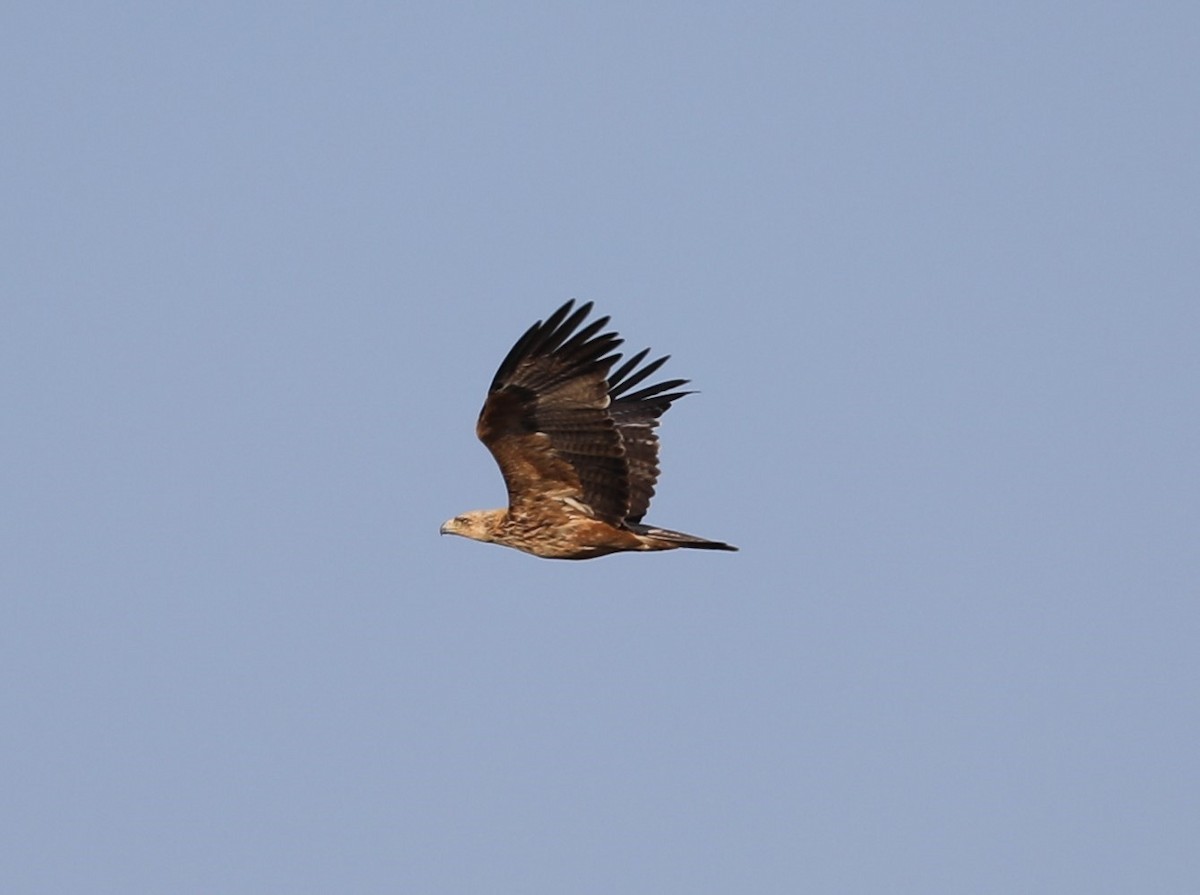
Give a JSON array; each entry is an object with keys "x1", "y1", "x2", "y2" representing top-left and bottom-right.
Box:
[{"x1": 440, "y1": 300, "x2": 737, "y2": 559}]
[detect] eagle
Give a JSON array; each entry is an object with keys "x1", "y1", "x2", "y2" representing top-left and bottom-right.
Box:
[{"x1": 440, "y1": 300, "x2": 737, "y2": 559}]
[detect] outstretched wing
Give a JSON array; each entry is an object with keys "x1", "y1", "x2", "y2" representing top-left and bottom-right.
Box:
[
  {"x1": 607, "y1": 348, "x2": 691, "y2": 523},
  {"x1": 476, "y1": 300, "x2": 693, "y2": 527},
  {"x1": 476, "y1": 301, "x2": 630, "y2": 524}
]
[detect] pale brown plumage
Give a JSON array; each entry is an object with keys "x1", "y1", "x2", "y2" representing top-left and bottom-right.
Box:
[{"x1": 440, "y1": 300, "x2": 737, "y2": 559}]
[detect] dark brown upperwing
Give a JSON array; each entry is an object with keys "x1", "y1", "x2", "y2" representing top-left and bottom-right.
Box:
[
  {"x1": 607, "y1": 348, "x2": 693, "y2": 523},
  {"x1": 476, "y1": 301, "x2": 631, "y2": 524}
]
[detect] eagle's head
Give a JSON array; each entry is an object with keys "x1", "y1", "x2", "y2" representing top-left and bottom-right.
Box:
[{"x1": 439, "y1": 509, "x2": 506, "y2": 543}]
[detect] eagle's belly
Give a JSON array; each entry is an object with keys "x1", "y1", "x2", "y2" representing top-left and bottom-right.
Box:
[{"x1": 500, "y1": 515, "x2": 649, "y2": 560}]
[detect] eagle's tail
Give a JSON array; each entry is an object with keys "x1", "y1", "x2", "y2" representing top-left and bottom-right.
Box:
[{"x1": 628, "y1": 523, "x2": 738, "y2": 552}]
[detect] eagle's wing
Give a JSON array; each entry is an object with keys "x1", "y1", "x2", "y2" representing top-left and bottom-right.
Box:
[
  {"x1": 476, "y1": 301, "x2": 631, "y2": 524},
  {"x1": 607, "y1": 349, "x2": 691, "y2": 523}
]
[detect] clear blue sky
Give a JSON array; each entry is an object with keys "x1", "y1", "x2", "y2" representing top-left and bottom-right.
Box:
[{"x1": 4, "y1": 3, "x2": 1197, "y2": 892}]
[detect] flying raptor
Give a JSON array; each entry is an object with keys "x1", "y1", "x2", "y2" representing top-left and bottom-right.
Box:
[{"x1": 440, "y1": 300, "x2": 737, "y2": 559}]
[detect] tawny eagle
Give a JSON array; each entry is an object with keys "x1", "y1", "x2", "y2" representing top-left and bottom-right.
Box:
[{"x1": 440, "y1": 300, "x2": 737, "y2": 559}]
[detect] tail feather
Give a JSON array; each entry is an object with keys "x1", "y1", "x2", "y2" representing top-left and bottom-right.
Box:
[{"x1": 628, "y1": 523, "x2": 738, "y2": 552}]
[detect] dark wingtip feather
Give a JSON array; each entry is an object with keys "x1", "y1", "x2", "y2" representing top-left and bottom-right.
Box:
[
  {"x1": 610, "y1": 351, "x2": 674, "y2": 398},
  {"x1": 543, "y1": 299, "x2": 579, "y2": 331},
  {"x1": 490, "y1": 300, "x2": 626, "y2": 393},
  {"x1": 489, "y1": 301, "x2": 697, "y2": 412},
  {"x1": 557, "y1": 314, "x2": 612, "y2": 359},
  {"x1": 488, "y1": 300, "x2": 580, "y2": 390},
  {"x1": 618, "y1": 378, "x2": 692, "y2": 405},
  {"x1": 607, "y1": 348, "x2": 649, "y2": 390}
]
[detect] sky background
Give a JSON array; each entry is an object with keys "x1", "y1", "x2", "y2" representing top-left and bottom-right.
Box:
[{"x1": 3, "y1": 3, "x2": 1198, "y2": 892}]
